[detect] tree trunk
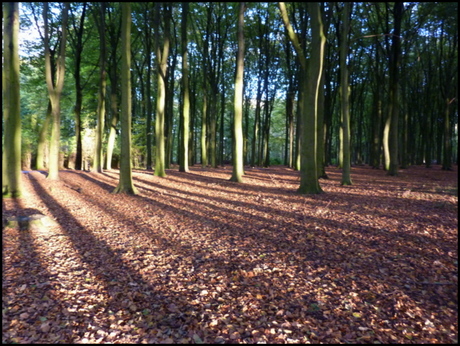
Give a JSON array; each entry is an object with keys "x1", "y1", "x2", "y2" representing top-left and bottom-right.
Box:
[
  {"x1": 113, "y1": 3, "x2": 137, "y2": 194},
  {"x1": 44, "y1": 2, "x2": 69, "y2": 181},
  {"x1": 2, "y1": 2, "x2": 22, "y2": 197},
  {"x1": 340, "y1": 2, "x2": 352, "y2": 185},
  {"x1": 387, "y1": 2, "x2": 403, "y2": 176},
  {"x1": 179, "y1": 2, "x2": 190, "y2": 173},
  {"x1": 230, "y1": 2, "x2": 245, "y2": 183},
  {"x1": 154, "y1": 3, "x2": 171, "y2": 177},
  {"x1": 94, "y1": 2, "x2": 106, "y2": 173},
  {"x1": 36, "y1": 101, "x2": 52, "y2": 170}
]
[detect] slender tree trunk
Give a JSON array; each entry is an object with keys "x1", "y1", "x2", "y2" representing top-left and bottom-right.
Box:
[
  {"x1": 2, "y1": 2, "x2": 22, "y2": 197},
  {"x1": 154, "y1": 3, "x2": 170, "y2": 177},
  {"x1": 70, "y1": 3, "x2": 87, "y2": 171},
  {"x1": 113, "y1": 3, "x2": 137, "y2": 194},
  {"x1": 230, "y1": 2, "x2": 245, "y2": 183},
  {"x1": 94, "y1": 2, "x2": 106, "y2": 173},
  {"x1": 387, "y1": 2, "x2": 403, "y2": 176},
  {"x1": 145, "y1": 6, "x2": 153, "y2": 171},
  {"x1": 44, "y1": 2, "x2": 69, "y2": 181},
  {"x1": 340, "y1": 2, "x2": 352, "y2": 185},
  {"x1": 179, "y1": 2, "x2": 190, "y2": 172}
]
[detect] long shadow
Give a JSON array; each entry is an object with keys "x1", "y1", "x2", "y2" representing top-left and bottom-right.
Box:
[
  {"x1": 68, "y1": 171, "x2": 457, "y2": 318},
  {"x1": 75, "y1": 170, "x2": 456, "y2": 269},
  {"x1": 2, "y1": 202, "x2": 73, "y2": 343},
  {"x1": 144, "y1": 168, "x2": 457, "y2": 238},
  {"x1": 26, "y1": 172, "x2": 198, "y2": 342}
]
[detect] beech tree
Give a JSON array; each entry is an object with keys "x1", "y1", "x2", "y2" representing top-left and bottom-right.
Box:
[
  {"x1": 3, "y1": 2, "x2": 22, "y2": 198},
  {"x1": 93, "y1": 2, "x2": 107, "y2": 173},
  {"x1": 113, "y1": 2, "x2": 137, "y2": 194},
  {"x1": 15, "y1": 2, "x2": 458, "y2": 189},
  {"x1": 230, "y1": 2, "x2": 246, "y2": 183},
  {"x1": 340, "y1": 2, "x2": 352, "y2": 185},
  {"x1": 279, "y1": 2, "x2": 325, "y2": 194},
  {"x1": 153, "y1": 3, "x2": 171, "y2": 178},
  {"x1": 179, "y1": 2, "x2": 190, "y2": 173},
  {"x1": 44, "y1": 2, "x2": 70, "y2": 180}
]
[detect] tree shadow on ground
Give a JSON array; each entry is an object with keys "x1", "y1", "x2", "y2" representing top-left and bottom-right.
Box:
[{"x1": 65, "y1": 169, "x2": 457, "y2": 337}]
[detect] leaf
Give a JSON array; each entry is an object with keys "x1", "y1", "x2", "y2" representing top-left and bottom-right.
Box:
[
  {"x1": 192, "y1": 334, "x2": 204, "y2": 344},
  {"x1": 39, "y1": 316, "x2": 48, "y2": 322},
  {"x1": 352, "y1": 312, "x2": 362, "y2": 318}
]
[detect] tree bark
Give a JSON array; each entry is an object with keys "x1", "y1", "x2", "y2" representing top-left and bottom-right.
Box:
[
  {"x1": 113, "y1": 2, "x2": 137, "y2": 194},
  {"x1": 94, "y1": 2, "x2": 106, "y2": 173},
  {"x1": 340, "y1": 2, "x2": 352, "y2": 185},
  {"x1": 179, "y1": 2, "x2": 190, "y2": 173},
  {"x1": 2, "y1": 2, "x2": 22, "y2": 197},
  {"x1": 44, "y1": 3, "x2": 69, "y2": 181},
  {"x1": 230, "y1": 2, "x2": 245, "y2": 183}
]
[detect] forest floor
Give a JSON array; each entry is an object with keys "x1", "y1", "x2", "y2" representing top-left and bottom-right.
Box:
[{"x1": 2, "y1": 164, "x2": 458, "y2": 344}]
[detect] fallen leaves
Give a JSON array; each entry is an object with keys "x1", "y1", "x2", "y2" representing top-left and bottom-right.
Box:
[{"x1": 2, "y1": 165, "x2": 458, "y2": 343}]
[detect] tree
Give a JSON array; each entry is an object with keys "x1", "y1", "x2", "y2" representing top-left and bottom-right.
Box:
[
  {"x1": 105, "y1": 3, "x2": 121, "y2": 170},
  {"x1": 387, "y1": 2, "x2": 403, "y2": 176},
  {"x1": 94, "y1": 2, "x2": 107, "y2": 173},
  {"x1": 113, "y1": 3, "x2": 137, "y2": 194},
  {"x1": 279, "y1": 2, "x2": 324, "y2": 194},
  {"x1": 154, "y1": 3, "x2": 171, "y2": 177},
  {"x1": 3, "y1": 2, "x2": 22, "y2": 198},
  {"x1": 68, "y1": 2, "x2": 88, "y2": 171},
  {"x1": 340, "y1": 2, "x2": 353, "y2": 185},
  {"x1": 44, "y1": 2, "x2": 70, "y2": 180},
  {"x1": 179, "y1": 2, "x2": 190, "y2": 173},
  {"x1": 230, "y1": 2, "x2": 246, "y2": 183}
]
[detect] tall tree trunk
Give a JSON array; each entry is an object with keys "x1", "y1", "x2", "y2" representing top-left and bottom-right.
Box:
[
  {"x1": 387, "y1": 2, "x2": 403, "y2": 176},
  {"x1": 2, "y1": 2, "x2": 22, "y2": 197},
  {"x1": 44, "y1": 2, "x2": 69, "y2": 181},
  {"x1": 179, "y1": 2, "x2": 190, "y2": 172},
  {"x1": 145, "y1": 5, "x2": 154, "y2": 171},
  {"x1": 70, "y1": 3, "x2": 87, "y2": 171},
  {"x1": 105, "y1": 5, "x2": 121, "y2": 170},
  {"x1": 94, "y1": 2, "x2": 106, "y2": 173},
  {"x1": 113, "y1": 3, "x2": 137, "y2": 194},
  {"x1": 154, "y1": 3, "x2": 171, "y2": 177},
  {"x1": 230, "y1": 2, "x2": 245, "y2": 183},
  {"x1": 279, "y1": 2, "x2": 324, "y2": 194},
  {"x1": 340, "y1": 2, "x2": 352, "y2": 185}
]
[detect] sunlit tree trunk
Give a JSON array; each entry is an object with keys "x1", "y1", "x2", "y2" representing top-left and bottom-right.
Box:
[
  {"x1": 44, "y1": 2, "x2": 69, "y2": 180},
  {"x1": 3, "y1": 2, "x2": 22, "y2": 197},
  {"x1": 113, "y1": 3, "x2": 137, "y2": 194},
  {"x1": 230, "y1": 2, "x2": 245, "y2": 183}
]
